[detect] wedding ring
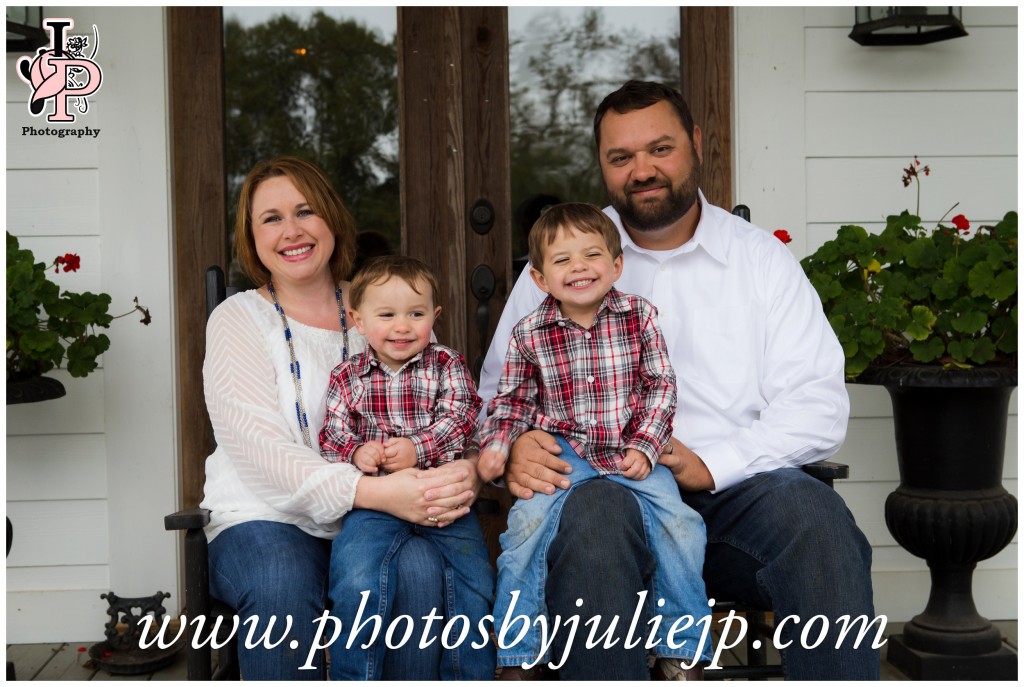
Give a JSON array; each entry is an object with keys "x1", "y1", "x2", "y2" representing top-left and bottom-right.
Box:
[{"x1": 427, "y1": 515, "x2": 439, "y2": 523}]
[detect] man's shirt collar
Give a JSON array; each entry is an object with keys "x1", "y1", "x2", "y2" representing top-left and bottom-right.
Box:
[{"x1": 608, "y1": 190, "x2": 730, "y2": 266}]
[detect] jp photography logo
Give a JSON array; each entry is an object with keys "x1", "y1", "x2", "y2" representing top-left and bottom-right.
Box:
[{"x1": 16, "y1": 18, "x2": 102, "y2": 139}]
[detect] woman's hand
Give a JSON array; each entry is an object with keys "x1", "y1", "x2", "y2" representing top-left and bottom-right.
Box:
[
  {"x1": 418, "y1": 458, "x2": 482, "y2": 526},
  {"x1": 353, "y1": 464, "x2": 473, "y2": 527},
  {"x1": 657, "y1": 437, "x2": 715, "y2": 491},
  {"x1": 505, "y1": 430, "x2": 571, "y2": 499}
]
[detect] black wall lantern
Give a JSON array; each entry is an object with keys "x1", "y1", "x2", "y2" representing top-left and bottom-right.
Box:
[
  {"x1": 850, "y1": 7, "x2": 968, "y2": 46},
  {"x1": 7, "y1": 6, "x2": 47, "y2": 53}
]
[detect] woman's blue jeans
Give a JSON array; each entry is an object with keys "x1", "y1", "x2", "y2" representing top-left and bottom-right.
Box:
[
  {"x1": 327, "y1": 508, "x2": 496, "y2": 680},
  {"x1": 494, "y1": 435, "x2": 710, "y2": 668},
  {"x1": 208, "y1": 519, "x2": 458, "y2": 680},
  {"x1": 545, "y1": 468, "x2": 879, "y2": 680}
]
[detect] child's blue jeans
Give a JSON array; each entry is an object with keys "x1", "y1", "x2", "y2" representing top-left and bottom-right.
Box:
[
  {"x1": 327, "y1": 507, "x2": 496, "y2": 680},
  {"x1": 494, "y1": 435, "x2": 711, "y2": 667}
]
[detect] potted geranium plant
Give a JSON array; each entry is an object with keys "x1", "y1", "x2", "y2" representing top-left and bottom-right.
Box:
[
  {"x1": 799, "y1": 160, "x2": 1018, "y2": 679},
  {"x1": 801, "y1": 157, "x2": 1016, "y2": 380},
  {"x1": 6, "y1": 231, "x2": 150, "y2": 402}
]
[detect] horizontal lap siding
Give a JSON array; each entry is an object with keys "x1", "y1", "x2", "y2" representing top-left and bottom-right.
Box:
[
  {"x1": 736, "y1": 6, "x2": 1018, "y2": 622},
  {"x1": 6, "y1": 30, "x2": 110, "y2": 639},
  {"x1": 6, "y1": 6, "x2": 178, "y2": 643}
]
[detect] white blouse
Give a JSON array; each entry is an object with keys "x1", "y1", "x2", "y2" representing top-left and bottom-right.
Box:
[{"x1": 200, "y1": 290, "x2": 367, "y2": 541}]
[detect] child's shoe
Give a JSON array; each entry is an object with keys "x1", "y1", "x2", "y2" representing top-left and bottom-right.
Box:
[{"x1": 651, "y1": 657, "x2": 704, "y2": 680}]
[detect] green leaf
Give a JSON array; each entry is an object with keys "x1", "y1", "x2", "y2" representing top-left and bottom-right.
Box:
[
  {"x1": 909, "y1": 337, "x2": 945, "y2": 363},
  {"x1": 845, "y1": 353, "x2": 871, "y2": 380},
  {"x1": 905, "y1": 237, "x2": 939, "y2": 269},
  {"x1": 970, "y1": 337, "x2": 996, "y2": 365},
  {"x1": 905, "y1": 306, "x2": 937, "y2": 341},
  {"x1": 930, "y1": 277, "x2": 958, "y2": 301},
  {"x1": 951, "y1": 310, "x2": 987, "y2": 334},
  {"x1": 20, "y1": 328, "x2": 60, "y2": 355},
  {"x1": 986, "y1": 269, "x2": 1017, "y2": 302},
  {"x1": 967, "y1": 262, "x2": 995, "y2": 297},
  {"x1": 986, "y1": 242, "x2": 1009, "y2": 268},
  {"x1": 995, "y1": 318, "x2": 1017, "y2": 353},
  {"x1": 947, "y1": 339, "x2": 974, "y2": 363}
]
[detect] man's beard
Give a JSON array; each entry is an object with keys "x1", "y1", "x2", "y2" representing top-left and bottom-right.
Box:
[{"x1": 608, "y1": 155, "x2": 701, "y2": 233}]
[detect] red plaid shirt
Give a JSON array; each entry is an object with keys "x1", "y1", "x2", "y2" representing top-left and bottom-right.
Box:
[
  {"x1": 478, "y1": 288, "x2": 676, "y2": 475},
  {"x1": 319, "y1": 343, "x2": 482, "y2": 469}
]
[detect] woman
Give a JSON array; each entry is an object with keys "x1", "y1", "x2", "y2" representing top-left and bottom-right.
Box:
[{"x1": 200, "y1": 157, "x2": 482, "y2": 680}]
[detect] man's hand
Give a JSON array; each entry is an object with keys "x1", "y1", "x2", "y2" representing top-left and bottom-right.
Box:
[
  {"x1": 505, "y1": 430, "x2": 572, "y2": 499},
  {"x1": 353, "y1": 441, "x2": 386, "y2": 474},
  {"x1": 382, "y1": 437, "x2": 417, "y2": 472},
  {"x1": 619, "y1": 448, "x2": 651, "y2": 480},
  {"x1": 477, "y1": 447, "x2": 507, "y2": 483},
  {"x1": 657, "y1": 437, "x2": 715, "y2": 491}
]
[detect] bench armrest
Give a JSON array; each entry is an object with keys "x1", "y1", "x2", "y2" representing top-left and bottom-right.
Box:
[
  {"x1": 801, "y1": 460, "x2": 849, "y2": 485},
  {"x1": 164, "y1": 507, "x2": 211, "y2": 531}
]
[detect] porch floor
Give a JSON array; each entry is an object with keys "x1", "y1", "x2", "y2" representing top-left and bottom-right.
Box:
[{"x1": 6, "y1": 620, "x2": 1017, "y2": 680}]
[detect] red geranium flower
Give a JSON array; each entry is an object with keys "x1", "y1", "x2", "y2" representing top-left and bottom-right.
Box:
[
  {"x1": 53, "y1": 253, "x2": 81, "y2": 273},
  {"x1": 773, "y1": 229, "x2": 792, "y2": 244},
  {"x1": 951, "y1": 214, "x2": 970, "y2": 232}
]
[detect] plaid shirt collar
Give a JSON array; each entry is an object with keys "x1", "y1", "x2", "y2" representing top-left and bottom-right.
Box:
[
  {"x1": 530, "y1": 286, "x2": 633, "y2": 331},
  {"x1": 350, "y1": 345, "x2": 429, "y2": 377}
]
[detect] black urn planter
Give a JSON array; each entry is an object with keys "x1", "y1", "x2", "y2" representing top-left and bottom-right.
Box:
[
  {"x1": 857, "y1": 366, "x2": 1017, "y2": 681},
  {"x1": 6, "y1": 375, "x2": 66, "y2": 404}
]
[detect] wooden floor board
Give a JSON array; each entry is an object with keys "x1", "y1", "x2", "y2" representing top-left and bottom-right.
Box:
[{"x1": 31, "y1": 642, "x2": 99, "y2": 680}]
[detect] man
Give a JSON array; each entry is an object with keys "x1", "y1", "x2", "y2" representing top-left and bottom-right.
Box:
[{"x1": 477, "y1": 81, "x2": 878, "y2": 680}]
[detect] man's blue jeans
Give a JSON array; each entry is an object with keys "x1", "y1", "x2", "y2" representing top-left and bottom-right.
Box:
[
  {"x1": 327, "y1": 508, "x2": 496, "y2": 680},
  {"x1": 208, "y1": 519, "x2": 455, "y2": 680},
  {"x1": 546, "y1": 468, "x2": 879, "y2": 680},
  {"x1": 495, "y1": 435, "x2": 711, "y2": 668}
]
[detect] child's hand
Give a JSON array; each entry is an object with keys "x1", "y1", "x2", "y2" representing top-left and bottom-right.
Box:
[
  {"x1": 620, "y1": 448, "x2": 651, "y2": 480},
  {"x1": 353, "y1": 442, "x2": 386, "y2": 474},
  {"x1": 476, "y1": 447, "x2": 507, "y2": 483},
  {"x1": 383, "y1": 437, "x2": 418, "y2": 472}
]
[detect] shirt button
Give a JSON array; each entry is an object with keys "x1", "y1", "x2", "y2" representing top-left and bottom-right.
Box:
[
  {"x1": 558, "y1": 320, "x2": 566, "y2": 327},
  {"x1": 584, "y1": 332, "x2": 591, "y2": 340},
  {"x1": 587, "y1": 375, "x2": 595, "y2": 383},
  {"x1": 589, "y1": 419, "x2": 597, "y2": 427}
]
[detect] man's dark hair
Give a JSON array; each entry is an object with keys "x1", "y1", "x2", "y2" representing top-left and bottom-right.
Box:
[{"x1": 593, "y1": 80, "x2": 696, "y2": 150}]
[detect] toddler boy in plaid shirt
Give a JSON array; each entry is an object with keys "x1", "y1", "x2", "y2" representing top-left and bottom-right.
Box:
[
  {"x1": 319, "y1": 255, "x2": 495, "y2": 678},
  {"x1": 477, "y1": 203, "x2": 710, "y2": 674}
]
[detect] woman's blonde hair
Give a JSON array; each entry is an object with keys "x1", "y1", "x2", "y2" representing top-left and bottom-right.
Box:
[{"x1": 233, "y1": 156, "x2": 357, "y2": 285}]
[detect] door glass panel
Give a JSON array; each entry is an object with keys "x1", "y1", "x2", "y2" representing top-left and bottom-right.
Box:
[
  {"x1": 223, "y1": 8, "x2": 399, "y2": 285},
  {"x1": 508, "y1": 6, "x2": 680, "y2": 271}
]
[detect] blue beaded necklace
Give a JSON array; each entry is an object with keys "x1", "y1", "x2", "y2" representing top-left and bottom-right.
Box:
[{"x1": 267, "y1": 280, "x2": 349, "y2": 448}]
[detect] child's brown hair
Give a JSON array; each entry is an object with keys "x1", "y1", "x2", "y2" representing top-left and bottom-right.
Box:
[
  {"x1": 349, "y1": 255, "x2": 441, "y2": 311},
  {"x1": 527, "y1": 202, "x2": 622, "y2": 269}
]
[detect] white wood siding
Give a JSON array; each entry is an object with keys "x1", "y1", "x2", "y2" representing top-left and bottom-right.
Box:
[
  {"x1": 6, "y1": 7, "x2": 178, "y2": 643},
  {"x1": 735, "y1": 6, "x2": 1018, "y2": 623}
]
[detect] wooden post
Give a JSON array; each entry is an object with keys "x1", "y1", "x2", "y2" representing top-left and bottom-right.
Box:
[
  {"x1": 168, "y1": 7, "x2": 227, "y2": 510},
  {"x1": 398, "y1": 7, "x2": 511, "y2": 363},
  {"x1": 680, "y1": 7, "x2": 734, "y2": 212}
]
